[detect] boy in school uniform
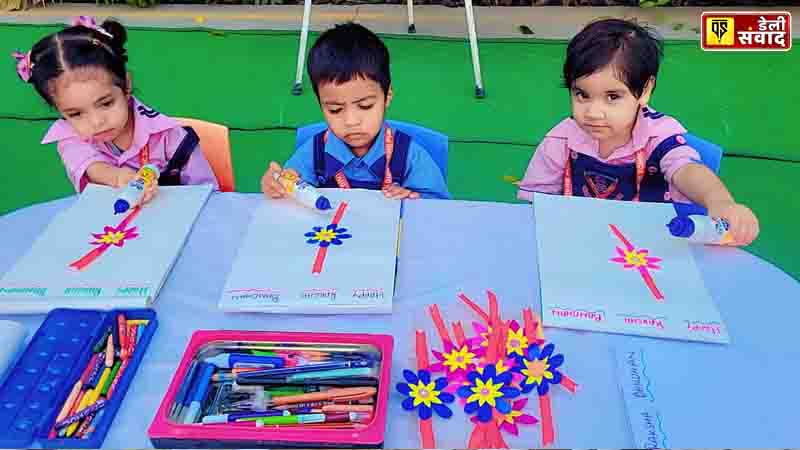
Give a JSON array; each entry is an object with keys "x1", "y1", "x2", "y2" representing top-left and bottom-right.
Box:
[{"x1": 262, "y1": 22, "x2": 450, "y2": 200}]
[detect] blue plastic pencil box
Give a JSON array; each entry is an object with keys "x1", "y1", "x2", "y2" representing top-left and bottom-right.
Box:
[{"x1": 0, "y1": 308, "x2": 157, "y2": 448}]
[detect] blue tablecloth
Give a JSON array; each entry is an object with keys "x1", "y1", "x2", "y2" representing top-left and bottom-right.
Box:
[{"x1": 1, "y1": 193, "x2": 798, "y2": 447}]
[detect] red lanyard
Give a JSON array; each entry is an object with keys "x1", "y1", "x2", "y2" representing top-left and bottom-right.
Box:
[
  {"x1": 323, "y1": 126, "x2": 395, "y2": 190},
  {"x1": 138, "y1": 144, "x2": 150, "y2": 166},
  {"x1": 563, "y1": 148, "x2": 646, "y2": 201}
]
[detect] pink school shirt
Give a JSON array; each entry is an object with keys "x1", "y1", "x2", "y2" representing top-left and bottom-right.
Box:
[
  {"x1": 42, "y1": 97, "x2": 219, "y2": 192},
  {"x1": 517, "y1": 107, "x2": 701, "y2": 203}
]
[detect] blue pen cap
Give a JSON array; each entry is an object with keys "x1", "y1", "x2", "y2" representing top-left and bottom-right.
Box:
[
  {"x1": 667, "y1": 216, "x2": 695, "y2": 238},
  {"x1": 113, "y1": 199, "x2": 130, "y2": 215},
  {"x1": 315, "y1": 196, "x2": 332, "y2": 211}
]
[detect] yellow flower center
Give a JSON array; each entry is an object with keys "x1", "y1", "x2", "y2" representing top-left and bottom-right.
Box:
[
  {"x1": 409, "y1": 380, "x2": 441, "y2": 408},
  {"x1": 97, "y1": 231, "x2": 125, "y2": 245},
  {"x1": 443, "y1": 346, "x2": 476, "y2": 372},
  {"x1": 521, "y1": 357, "x2": 553, "y2": 386},
  {"x1": 313, "y1": 229, "x2": 336, "y2": 242},
  {"x1": 505, "y1": 328, "x2": 529, "y2": 356},
  {"x1": 466, "y1": 378, "x2": 504, "y2": 407},
  {"x1": 623, "y1": 249, "x2": 648, "y2": 267}
]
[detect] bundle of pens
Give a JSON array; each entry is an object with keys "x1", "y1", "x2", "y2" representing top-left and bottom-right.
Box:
[
  {"x1": 48, "y1": 314, "x2": 152, "y2": 440},
  {"x1": 396, "y1": 290, "x2": 578, "y2": 448},
  {"x1": 169, "y1": 342, "x2": 380, "y2": 429}
]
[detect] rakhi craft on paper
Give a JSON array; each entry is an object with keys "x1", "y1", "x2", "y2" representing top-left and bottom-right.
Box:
[
  {"x1": 219, "y1": 189, "x2": 400, "y2": 314},
  {"x1": 533, "y1": 193, "x2": 729, "y2": 344},
  {"x1": 0, "y1": 184, "x2": 212, "y2": 313}
]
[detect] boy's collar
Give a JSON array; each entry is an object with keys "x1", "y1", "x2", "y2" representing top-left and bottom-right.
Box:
[{"x1": 324, "y1": 125, "x2": 389, "y2": 170}]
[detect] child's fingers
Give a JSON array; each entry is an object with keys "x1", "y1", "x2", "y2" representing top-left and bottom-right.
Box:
[
  {"x1": 268, "y1": 161, "x2": 283, "y2": 175},
  {"x1": 729, "y1": 218, "x2": 747, "y2": 245},
  {"x1": 383, "y1": 185, "x2": 409, "y2": 199},
  {"x1": 262, "y1": 179, "x2": 286, "y2": 199},
  {"x1": 149, "y1": 182, "x2": 159, "y2": 200},
  {"x1": 727, "y1": 207, "x2": 759, "y2": 246},
  {"x1": 749, "y1": 217, "x2": 761, "y2": 244},
  {"x1": 140, "y1": 185, "x2": 155, "y2": 206},
  {"x1": 408, "y1": 191, "x2": 421, "y2": 200},
  {"x1": 738, "y1": 215, "x2": 759, "y2": 246},
  {"x1": 739, "y1": 226, "x2": 756, "y2": 246},
  {"x1": 262, "y1": 165, "x2": 287, "y2": 198}
]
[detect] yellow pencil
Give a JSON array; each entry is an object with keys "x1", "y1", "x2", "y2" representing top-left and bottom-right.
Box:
[{"x1": 66, "y1": 389, "x2": 93, "y2": 437}]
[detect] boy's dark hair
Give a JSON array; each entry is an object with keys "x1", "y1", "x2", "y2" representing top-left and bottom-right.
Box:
[
  {"x1": 563, "y1": 18, "x2": 664, "y2": 98},
  {"x1": 26, "y1": 19, "x2": 129, "y2": 106},
  {"x1": 307, "y1": 22, "x2": 391, "y2": 99}
]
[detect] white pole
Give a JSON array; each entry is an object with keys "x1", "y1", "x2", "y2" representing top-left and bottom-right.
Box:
[
  {"x1": 463, "y1": 0, "x2": 485, "y2": 98},
  {"x1": 406, "y1": 0, "x2": 416, "y2": 33},
  {"x1": 293, "y1": 0, "x2": 313, "y2": 95}
]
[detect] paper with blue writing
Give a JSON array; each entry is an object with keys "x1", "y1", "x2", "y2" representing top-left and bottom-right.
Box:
[
  {"x1": 533, "y1": 193, "x2": 729, "y2": 343},
  {"x1": 219, "y1": 189, "x2": 400, "y2": 314},
  {"x1": 0, "y1": 184, "x2": 212, "y2": 313},
  {"x1": 615, "y1": 344, "x2": 799, "y2": 447},
  {"x1": 615, "y1": 346, "x2": 671, "y2": 449}
]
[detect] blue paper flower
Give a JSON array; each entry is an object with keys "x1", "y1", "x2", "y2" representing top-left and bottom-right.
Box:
[
  {"x1": 396, "y1": 369, "x2": 455, "y2": 420},
  {"x1": 304, "y1": 224, "x2": 352, "y2": 247},
  {"x1": 513, "y1": 343, "x2": 564, "y2": 396},
  {"x1": 457, "y1": 362, "x2": 521, "y2": 423}
]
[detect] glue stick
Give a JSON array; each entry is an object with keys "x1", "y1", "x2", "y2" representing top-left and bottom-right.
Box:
[
  {"x1": 273, "y1": 171, "x2": 332, "y2": 212},
  {"x1": 667, "y1": 215, "x2": 733, "y2": 245},
  {"x1": 113, "y1": 164, "x2": 160, "y2": 215}
]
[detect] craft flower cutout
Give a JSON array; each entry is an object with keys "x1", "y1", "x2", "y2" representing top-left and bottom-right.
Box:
[
  {"x1": 467, "y1": 322, "x2": 493, "y2": 357},
  {"x1": 471, "y1": 397, "x2": 538, "y2": 436},
  {"x1": 610, "y1": 247, "x2": 662, "y2": 270},
  {"x1": 515, "y1": 343, "x2": 564, "y2": 396},
  {"x1": 476, "y1": 359, "x2": 514, "y2": 377},
  {"x1": 305, "y1": 224, "x2": 352, "y2": 248},
  {"x1": 430, "y1": 344, "x2": 477, "y2": 379},
  {"x1": 396, "y1": 369, "x2": 455, "y2": 419},
  {"x1": 92, "y1": 225, "x2": 138, "y2": 247},
  {"x1": 504, "y1": 322, "x2": 529, "y2": 358},
  {"x1": 457, "y1": 363, "x2": 520, "y2": 422}
]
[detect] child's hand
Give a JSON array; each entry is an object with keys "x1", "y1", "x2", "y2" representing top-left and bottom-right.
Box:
[
  {"x1": 261, "y1": 162, "x2": 299, "y2": 199},
  {"x1": 140, "y1": 178, "x2": 158, "y2": 206},
  {"x1": 708, "y1": 200, "x2": 760, "y2": 246},
  {"x1": 382, "y1": 183, "x2": 421, "y2": 200},
  {"x1": 114, "y1": 167, "x2": 158, "y2": 207},
  {"x1": 114, "y1": 167, "x2": 138, "y2": 189}
]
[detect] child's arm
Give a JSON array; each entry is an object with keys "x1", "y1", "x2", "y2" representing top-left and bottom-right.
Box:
[
  {"x1": 86, "y1": 162, "x2": 157, "y2": 205},
  {"x1": 399, "y1": 142, "x2": 449, "y2": 200},
  {"x1": 671, "y1": 163, "x2": 760, "y2": 245},
  {"x1": 56, "y1": 141, "x2": 156, "y2": 204},
  {"x1": 517, "y1": 138, "x2": 569, "y2": 201},
  {"x1": 86, "y1": 162, "x2": 137, "y2": 188}
]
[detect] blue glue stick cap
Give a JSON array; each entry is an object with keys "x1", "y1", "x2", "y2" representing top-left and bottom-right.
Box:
[
  {"x1": 667, "y1": 216, "x2": 694, "y2": 238},
  {"x1": 114, "y1": 199, "x2": 131, "y2": 215},
  {"x1": 315, "y1": 196, "x2": 332, "y2": 211}
]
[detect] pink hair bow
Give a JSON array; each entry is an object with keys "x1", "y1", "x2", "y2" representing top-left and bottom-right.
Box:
[
  {"x1": 69, "y1": 16, "x2": 113, "y2": 39},
  {"x1": 12, "y1": 51, "x2": 32, "y2": 82}
]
